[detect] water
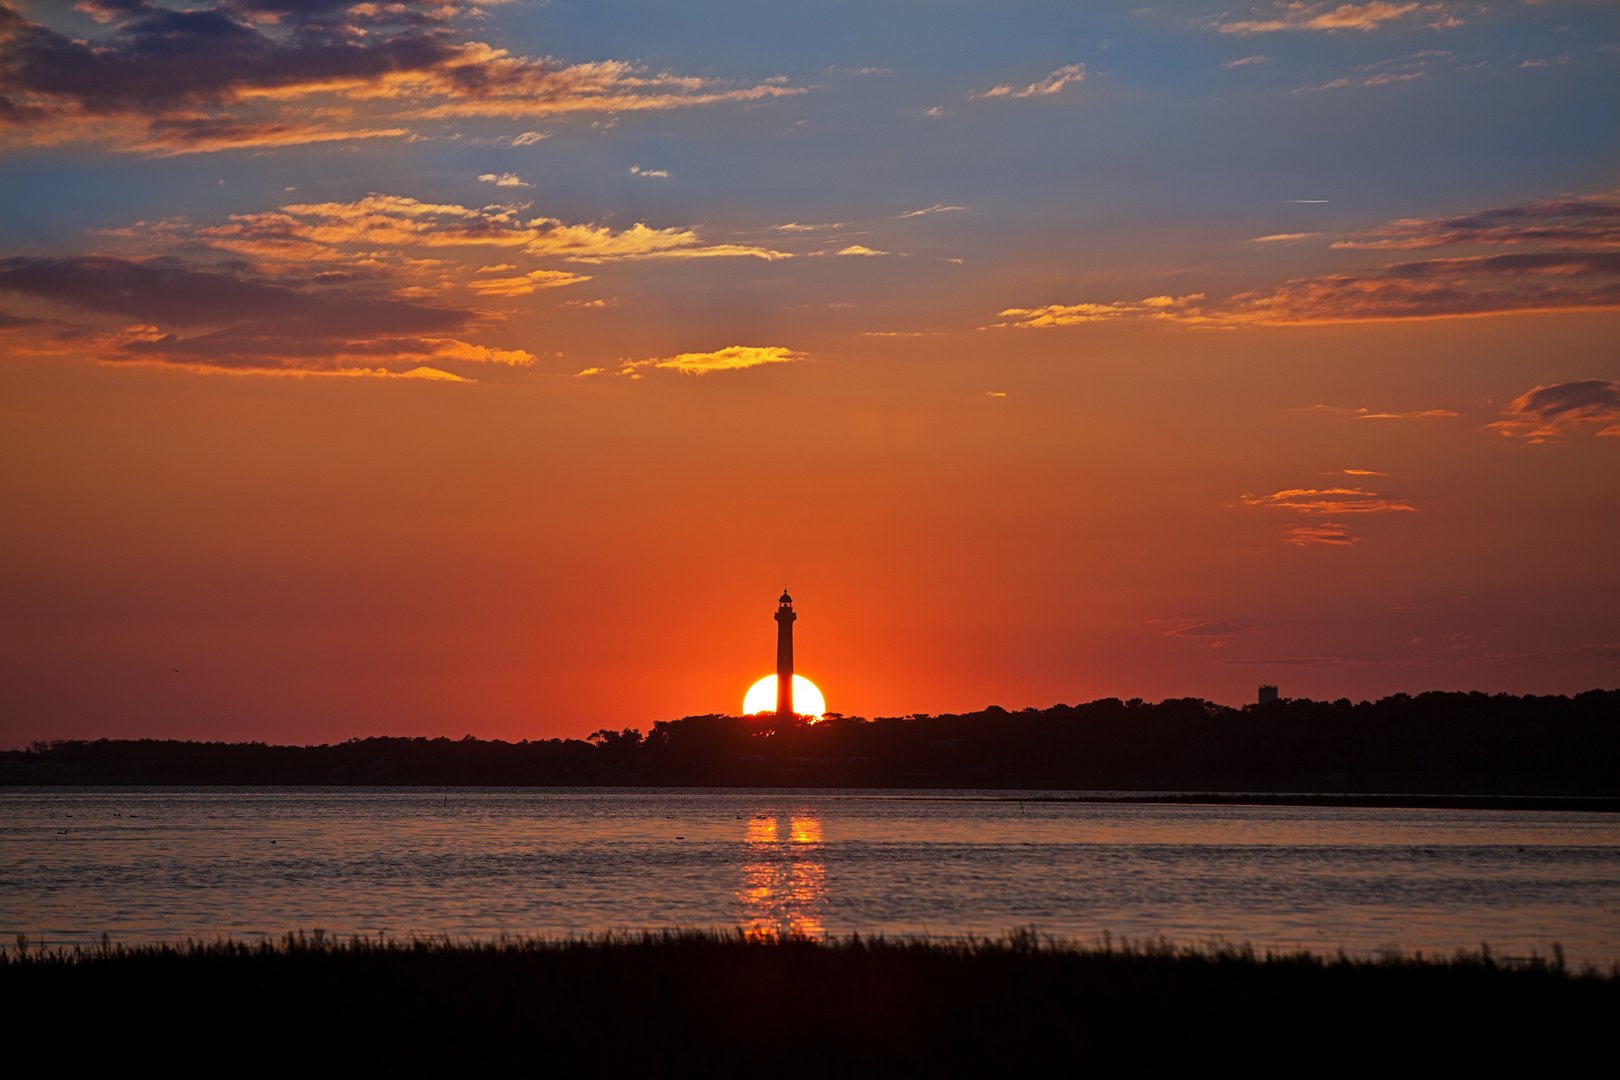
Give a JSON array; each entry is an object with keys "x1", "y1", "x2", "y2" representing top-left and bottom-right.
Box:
[{"x1": 3, "y1": 787, "x2": 1617, "y2": 963}]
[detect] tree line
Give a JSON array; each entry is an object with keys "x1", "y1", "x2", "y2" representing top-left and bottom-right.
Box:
[{"x1": 3, "y1": 690, "x2": 1615, "y2": 794}]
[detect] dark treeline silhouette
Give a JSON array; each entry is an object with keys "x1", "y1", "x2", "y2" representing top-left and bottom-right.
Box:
[
  {"x1": 5, "y1": 689, "x2": 1616, "y2": 794},
  {"x1": 3, "y1": 931, "x2": 1613, "y2": 1072}
]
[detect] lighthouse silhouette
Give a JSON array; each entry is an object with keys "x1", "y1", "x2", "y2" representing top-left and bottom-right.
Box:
[{"x1": 774, "y1": 589, "x2": 796, "y2": 718}]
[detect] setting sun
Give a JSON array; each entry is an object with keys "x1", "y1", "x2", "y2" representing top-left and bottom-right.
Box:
[{"x1": 743, "y1": 675, "x2": 825, "y2": 717}]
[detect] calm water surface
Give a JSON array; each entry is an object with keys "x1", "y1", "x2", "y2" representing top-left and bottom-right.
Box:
[{"x1": 3, "y1": 787, "x2": 1617, "y2": 962}]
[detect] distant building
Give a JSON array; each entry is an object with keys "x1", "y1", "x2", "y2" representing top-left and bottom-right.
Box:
[
  {"x1": 775, "y1": 590, "x2": 796, "y2": 718},
  {"x1": 1258, "y1": 684, "x2": 1279, "y2": 705}
]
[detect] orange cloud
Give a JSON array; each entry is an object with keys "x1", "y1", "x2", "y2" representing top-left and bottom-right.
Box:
[
  {"x1": 1331, "y1": 191, "x2": 1620, "y2": 251},
  {"x1": 992, "y1": 294, "x2": 1205, "y2": 327},
  {"x1": 1486, "y1": 379, "x2": 1620, "y2": 442},
  {"x1": 1241, "y1": 487, "x2": 1416, "y2": 514},
  {"x1": 108, "y1": 195, "x2": 790, "y2": 269},
  {"x1": 971, "y1": 64, "x2": 1085, "y2": 100},
  {"x1": 0, "y1": 5, "x2": 806, "y2": 155},
  {"x1": 1284, "y1": 522, "x2": 1361, "y2": 546},
  {"x1": 1214, "y1": 3, "x2": 1428, "y2": 35},
  {"x1": 613, "y1": 345, "x2": 806, "y2": 376},
  {"x1": 468, "y1": 270, "x2": 593, "y2": 296},
  {"x1": 995, "y1": 246, "x2": 1620, "y2": 328}
]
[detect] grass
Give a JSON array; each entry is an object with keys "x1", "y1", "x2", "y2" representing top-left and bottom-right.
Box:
[{"x1": 4, "y1": 929, "x2": 1613, "y2": 1074}]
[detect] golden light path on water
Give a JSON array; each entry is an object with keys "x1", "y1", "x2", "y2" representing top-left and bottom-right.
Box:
[
  {"x1": 739, "y1": 812, "x2": 827, "y2": 940},
  {"x1": 742, "y1": 675, "x2": 825, "y2": 717}
]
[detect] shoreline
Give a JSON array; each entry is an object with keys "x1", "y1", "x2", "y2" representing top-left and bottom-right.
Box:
[{"x1": 5, "y1": 784, "x2": 1618, "y2": 812}]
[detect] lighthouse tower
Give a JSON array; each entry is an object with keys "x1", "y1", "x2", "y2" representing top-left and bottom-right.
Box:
[{"x1": 774, "y1": 590, "x2": 796, "y2": 718}]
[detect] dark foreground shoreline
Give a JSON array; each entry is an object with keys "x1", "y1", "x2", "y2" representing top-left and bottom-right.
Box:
[
  {"x1": 976, "y1": 793, "x2": 1620, "y2": 812},
  {"x1": 5, "y1": 932, "x2": 1612, "y2": 1073},
  {"x1": 9, "y1": 690, "x2": 1616, "y2": 795}
]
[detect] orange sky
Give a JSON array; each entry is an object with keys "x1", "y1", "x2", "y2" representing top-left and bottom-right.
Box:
[{"x1": 1, "y1": 1, "x2": 1616, "y2": 744}]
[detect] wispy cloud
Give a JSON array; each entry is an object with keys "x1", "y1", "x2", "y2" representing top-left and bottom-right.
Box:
[
  {"x1": 629, "y1": 165, "x2": 671, "y2": 179},
  {"x1": 774, "y1": 222, "x2": 851, "y2": 232},
  {"x1": 1297, "y1": 70, "x2": 1424, "y2": 92},
  {"x1": 467, "y1": 269, "x2": 592, "y2": 296},
  {"x1": 1216, "y1": 655, "x2": 1343, "y2": 667},
  {"x1": 1331, "y1": 191, "x2": 1620, "y2": 251},
  {"x1": 1284, "y1": 522, "x2": 1360, "y2": 545},
  {"x1": 0, "y1": 3, "x2": 807, "y2": 155},
  {"x1": 991, "y1": 294, "x2": 1205, "y2": 327},
  {"x1": 1486, "y1": 379, "x2": 1620, "y2": 442},
  {"x1": 971, "y1": 64, "x2": 1085, "y2": 100},
  {"x1": 995, "y1": 244, "x2": 1620, "y2": 327},
  {"x1": 1221, "y1": 55, "x2": 1274, "y2": 68},
  {"x1": 837, "y1": 245, "x2": 890, "y2": 257},
  {"x1": 1251, "y1": 232, "x2": 1321, "y2": 242},
  {"x1": 479, "y1": 173, "x2": 532, "y2": 187},
  {"x1": 1302, "y1": 405, "x2": 1459, "y2": 420},
  {"x1": 1240, "y1": 486, "x2": 1417, "y2": 513},
  {"x1": 896, "y1": 204, "x2": 966, "y2": 218},
  {"x1": 0, "y1": 185, "x2": 795, "y2": 375},
  {"x1": 0, "y1": 253, "x2": 524, "y2": 377},
  {"x1": 610, "y1": 345, "x2": 806, "y2": 376},
  {"x1": 113, "y1": 193, "x2": 792, "y2": 265},
  {"x1": 1213, "y1": 3, "x2": 1432, "y2": 35},
  {"x1": 511, "y1": 131, "x2": 550, "y2": 146},
  {"x1": 1165, "y1": 620, "x2": 1252, "y2": 639}
]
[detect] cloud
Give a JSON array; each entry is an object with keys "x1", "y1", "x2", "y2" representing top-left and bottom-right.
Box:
[
  {"x1": 1252, "y1": 232, "x2": 1321, "y2": 242},
  {"x1": 1216, "y1": 656, "x2": 1343, "y2": 667},
  {"x1": 1331, "y1": 191, "x2": 1620, "y2": 251},
  {"x1": 922, "y1": 106, "x2": 953, "y2": 118},
  {"x1": 467, "y1": 269, "x2": 592, "y2": 296},
  {"x1": 774, "y1": 222, "x2": 850, "y2": 232},
  {"x1": 0, "y1": 254, "x2": 460, "y2": 330},
  {"x1": 971, "y1": 64, "x2": 1085, "y2": 100},
  {"x1": 0, "y1": 3, "x2": 806, "y2": 155},
  {"x1": 1209, "y1": 252, "x2": 1620, "y2": 323},
  {"x1": 629, "y1": 165, "x2": 671, "y2": 179},
  {"x1": 1303, "y1": 405, "x2": 1459, "y2": 421},
  {"x1": 624, "y1": 345, "x2": 805, "y2": 375},
  {"x1": 897, "y1": 204, "x2": 966, "y2": 218},
  {"x1": 1165, "y1": 620, "x2": 1252, "y2": 638},
  {"x1": 996, "y1": 234, "x2": 1620, "y2": 327},
  {"x1": 1338, "y1": 468, "x2": 1387, "y2": 475},
  {"x1": 1240, "y1": 486, "x2": 1416, "y2": 513},
  {"x1": 991, "y1": 294, "x2": 1205, "y2": 327},
  {"x1": 119, "y1": 193, "x2": 790, "y2": 264},
  {"x1": 1486, "y1": 379, "x2": 1620, "y2": 442},
  {"x1": 479, "y1": 173, "x2": 531, "y2": 187},
  {"x1": 1213, "y1": 3, "x2": 1429, "y2": 35},
  {"x1": 1284, "y1": 522, "x2": 1360, "y2": 545},
  {"x1": 0, "y1": 252, "x2": 534, "y2": 376},
  {"x1": 1221, "y1": 55, "x2": 1273, "y2": 68},
  {"x1": 511, "y1": 131, "x2": 549, "y2": 146},
  {"x1": 837, "y1": 245, "x2": 889, "y2": 256},
  {"x1": 1296, "y1": 71, "x2": 1424, "y2": 92},
  {"x1": 1521, "y1": 55, "x2": 1571, "y2": 68}
]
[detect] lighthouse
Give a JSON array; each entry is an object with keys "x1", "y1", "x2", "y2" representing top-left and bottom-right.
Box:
[{"x1": 774, "y1": 590, "x2": 796, "y2": 717}]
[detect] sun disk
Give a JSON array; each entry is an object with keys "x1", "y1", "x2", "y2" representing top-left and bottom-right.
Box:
[{"x1": 743, "y1": 675, "x2": 825, "y2": 717}]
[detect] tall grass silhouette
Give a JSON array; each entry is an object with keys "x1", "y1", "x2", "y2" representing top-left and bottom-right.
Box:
[{"x1": 4, "y1": 929, "x2": 1612, "y2": 1072}]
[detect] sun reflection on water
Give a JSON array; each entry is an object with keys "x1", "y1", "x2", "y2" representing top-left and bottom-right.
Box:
[{"x1": 739, "y1": 811, "x2": 826, "y2": 940}]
